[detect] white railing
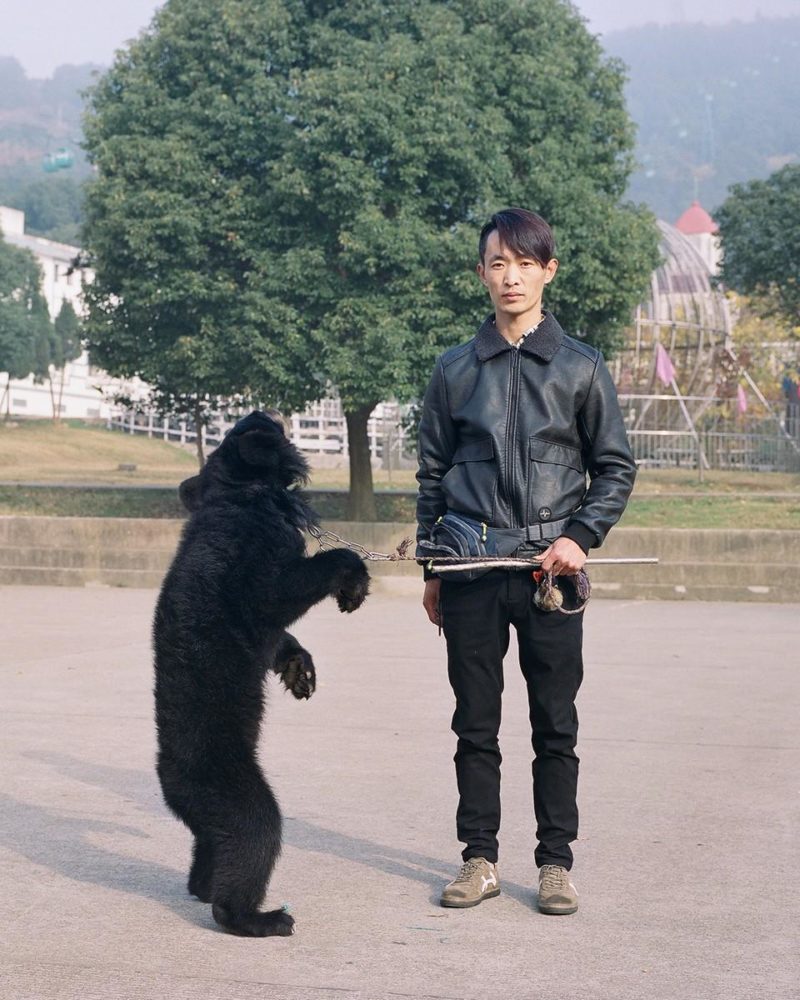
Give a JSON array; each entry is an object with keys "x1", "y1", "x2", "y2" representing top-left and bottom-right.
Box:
[{"x1": 107, "y1": 401, "x2": 415, "y2": 465}]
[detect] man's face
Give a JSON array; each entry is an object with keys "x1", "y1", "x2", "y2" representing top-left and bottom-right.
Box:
[{"x1": 476, "y1": 229, "x2": 558, "y2": 321}]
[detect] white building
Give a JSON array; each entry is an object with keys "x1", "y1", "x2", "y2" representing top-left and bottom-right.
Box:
[{"x1": 0, "y1": 205, "x2": 137, "y2": 420}]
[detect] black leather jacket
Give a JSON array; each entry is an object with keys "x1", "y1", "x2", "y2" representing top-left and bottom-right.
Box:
[{"x1": 416, "y1": 311, "x2": 636, "y2": 560}]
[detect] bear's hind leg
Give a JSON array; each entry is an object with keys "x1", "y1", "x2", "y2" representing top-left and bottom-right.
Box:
[
  {"x1": 210, "y1": 779, "x2": 294, "y2": 938},
  {"x1": 188, "y1": 836, "x2": 215, "y2": 903}
]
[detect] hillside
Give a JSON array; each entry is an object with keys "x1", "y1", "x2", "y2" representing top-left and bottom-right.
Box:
[
  {"x1": 0, "y1": 58, "x2": 97, "y2": 243},
  {"x1": 1, "y1": 16, "x2": 799, "y2": 236},
  {"x1": 604, "y1": 16, "x2": 800, "y2": 220}
]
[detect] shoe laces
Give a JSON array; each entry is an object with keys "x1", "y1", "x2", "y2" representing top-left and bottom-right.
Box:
[
  {"x1": 452, "y1": 858, "x2": 488, "y2": 884},
  {"x1": 540, "y1": 865, "x2": 568, "y2": 892}
]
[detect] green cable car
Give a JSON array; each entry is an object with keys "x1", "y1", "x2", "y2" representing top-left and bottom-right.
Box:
[{"x1": 42, "y1": 148, "x2": 75, "y2": 173}]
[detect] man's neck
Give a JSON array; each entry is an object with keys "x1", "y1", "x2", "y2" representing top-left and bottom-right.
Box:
[{"x1": 495, "y1": 307, "x2": 544, "y2": 345}]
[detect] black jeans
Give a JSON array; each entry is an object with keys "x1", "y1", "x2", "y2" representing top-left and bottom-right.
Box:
[{"x1": 440, "y1": 570, "x2": 584, "y2": 870}]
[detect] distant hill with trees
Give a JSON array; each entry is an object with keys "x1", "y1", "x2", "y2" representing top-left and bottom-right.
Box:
[
  {"x1": 0, "y1": 57, "x2": 97, "y2": 243},
  {"x1": 604, "y1": 16, "x2": 800, "y2": 221},
  {"x1": 1, "y1": 16, "x2": 798, "y2": 235}
]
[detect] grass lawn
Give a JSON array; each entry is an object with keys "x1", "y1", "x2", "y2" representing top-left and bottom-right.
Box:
[
  {"x1": 0, "y1": 419, "x2": 198, "y2": 484},
  {"x1": 1, "y1": 419, "x2": 799, "y2": 527}
]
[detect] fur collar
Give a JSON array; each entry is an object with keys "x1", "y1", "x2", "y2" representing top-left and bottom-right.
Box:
[{"x1": 474, "y1": 310, "x2": 564, "y2": 363}]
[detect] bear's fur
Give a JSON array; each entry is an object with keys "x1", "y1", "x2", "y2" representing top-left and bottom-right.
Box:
[{"x1": 153, "y1": 410, "x2": 369, "y2": 937}]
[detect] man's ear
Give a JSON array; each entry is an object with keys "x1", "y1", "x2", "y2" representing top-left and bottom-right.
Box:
[
  {"x1": 237, "y1": 429, "x2": 279, "y2": 468},
  {"x1": 476, "y1": 261, "x2": 487, "y2": 287},
  {"x1": 178, "y1": 475, "x2": 203, "y2": 511}
]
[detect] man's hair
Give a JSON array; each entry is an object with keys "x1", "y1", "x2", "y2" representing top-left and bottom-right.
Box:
[{"x1": 478, "y1": 208, "x2": 556, "y2": 265}]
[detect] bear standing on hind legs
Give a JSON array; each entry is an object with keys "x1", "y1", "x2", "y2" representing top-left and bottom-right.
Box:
[{"x1": 153, "y1": 410, "x2": 370, "y2": 938}]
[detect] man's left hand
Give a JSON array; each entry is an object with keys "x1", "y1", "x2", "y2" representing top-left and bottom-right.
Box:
[{"x1": 538, "y1": 537, "x2": 587, "y2": 576}]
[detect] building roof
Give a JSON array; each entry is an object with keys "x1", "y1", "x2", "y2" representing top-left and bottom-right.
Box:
[
  {"x1": 674, "y1": 200, "x2": 718, "y2": 236},
  {"x1": 1, "y1": 204, "x2": 82, "y2": 264}
]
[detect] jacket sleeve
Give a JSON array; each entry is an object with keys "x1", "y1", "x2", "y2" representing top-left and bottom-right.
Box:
[
  {"x1": 415, "y1": 357, "x2": 457, "y2": 576},
  {"x1": 561, "y1": 352, "x2": 636, "y2": 552}
]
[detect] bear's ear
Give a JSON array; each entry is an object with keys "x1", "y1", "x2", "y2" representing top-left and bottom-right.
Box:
[
  {"x1": 237, "y1": 429, "x2": 279, "y2": 468},
  {"x1": 178, "y1": 475, "x2": 203, "y2": 511}
]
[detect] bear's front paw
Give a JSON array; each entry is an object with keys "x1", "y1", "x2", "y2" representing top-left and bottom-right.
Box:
[
  {"x1": 280, "y1": 649, "x2": 316, "y2": 700},
  {"x1": 336, "y1": 566, "x2": 370, "y2": 613}
]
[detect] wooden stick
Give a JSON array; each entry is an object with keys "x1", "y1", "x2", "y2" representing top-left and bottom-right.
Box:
[{"x1": 430, "y1": 556, "x2": 659, "y2": 573}]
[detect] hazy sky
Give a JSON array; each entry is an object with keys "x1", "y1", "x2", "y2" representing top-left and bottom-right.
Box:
[{"x1": 2, "y1": 0, "x2": 799, "y2": 78}]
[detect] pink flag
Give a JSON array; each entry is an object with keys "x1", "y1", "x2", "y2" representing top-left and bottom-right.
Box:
[
  {"x1": 655, "y1": 343, "x2": 676, "y2": 386},
  {"x1": 737, "y1": 384, "x2": 747, "y2": 414}
]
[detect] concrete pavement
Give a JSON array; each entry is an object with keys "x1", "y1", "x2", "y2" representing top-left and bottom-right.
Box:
[{"x1": 0, "y1": 585, "x2": 798, "y2": 1000}]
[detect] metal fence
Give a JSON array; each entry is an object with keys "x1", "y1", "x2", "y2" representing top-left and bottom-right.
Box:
[
  {"x1": 619, "y1": 394, "x2": 800, "y2": 472},
  {"x1": 108, "y1": 395, "x2": 800, "y2": 474}
]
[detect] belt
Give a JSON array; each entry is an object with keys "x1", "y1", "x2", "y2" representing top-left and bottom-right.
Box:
[{"x1": 490, "y1": 516, "x2": 571, "y2": 544}]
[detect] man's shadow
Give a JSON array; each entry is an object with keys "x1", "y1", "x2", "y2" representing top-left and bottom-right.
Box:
[{"x1": 7, "y1": 750, "x2": 533, "y2": 920}]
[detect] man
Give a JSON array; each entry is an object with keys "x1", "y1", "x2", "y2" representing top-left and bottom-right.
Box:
[{"x1": 416, "y1": 208, "x2": 636, "y2": 914}]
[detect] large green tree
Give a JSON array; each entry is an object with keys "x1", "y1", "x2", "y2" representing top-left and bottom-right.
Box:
[
  {"x1": 83, "y1": 0, "x2": 658, "y2": 518},
  {"x1": 0, "y1": 234, "x2": 52, "y2": 419},
  {"x1": 717, "y1": 164, "x2": 800, "y2": 332}
]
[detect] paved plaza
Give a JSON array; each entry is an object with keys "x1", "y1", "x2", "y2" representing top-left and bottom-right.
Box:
[{"x1": 0, "y1": 583, "x2": 797, "y2": 1000}]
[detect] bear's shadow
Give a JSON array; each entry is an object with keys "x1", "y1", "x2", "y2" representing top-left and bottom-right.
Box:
[{"x1": 7, "y1": 750, "x2": 533, "y2": 920}]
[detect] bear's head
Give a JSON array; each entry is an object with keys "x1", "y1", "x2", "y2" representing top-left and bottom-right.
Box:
[{"x1": 178, "y1": 410, "x2": 310, "y2": 511}]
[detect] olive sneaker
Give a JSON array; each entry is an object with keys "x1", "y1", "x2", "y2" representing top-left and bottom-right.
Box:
[
  {"x1": 440, "y1": 857, "x2": 500, "y2": 908},
  {"x1": 537, "y1": 864, "x2": 578, "y2": 915}
]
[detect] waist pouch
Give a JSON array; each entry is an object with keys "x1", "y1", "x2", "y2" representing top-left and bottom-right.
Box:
[{"x1": 418, "y1": 511, "x2": 570, "y2": 583}]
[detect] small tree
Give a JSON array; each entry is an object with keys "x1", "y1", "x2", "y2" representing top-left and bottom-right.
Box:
[
  {"x1": 0, "y1": 234, "x2": 52, "y2": 420},
  {"x1": 47, "y1": 300, "x2": 83, "y2": 422},
  {"x1": 717, "y1": 164, "x2": 800, "y2": 330}
]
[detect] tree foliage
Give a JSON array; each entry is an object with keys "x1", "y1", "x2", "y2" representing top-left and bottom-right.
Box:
[
  {"x1": 0, "y1": 234, "x2": 52, "y2": 411},
  {"x1": 52, "y1": 300, "x2": 83, "y2": 370},
  {"x1": 83, "y1": 0, "x2": 658, "y2": 516},
  {"x1": 717, "y1": 164, "x2": 800, "y2": 330},
  {"x1": 45, "y1": 300, "x2": 84, "y2": 422}
]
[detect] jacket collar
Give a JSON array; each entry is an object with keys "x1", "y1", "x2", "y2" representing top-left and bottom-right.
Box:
[{"x1": 474, "y1": 310, "x2": 564, "y2": 363}]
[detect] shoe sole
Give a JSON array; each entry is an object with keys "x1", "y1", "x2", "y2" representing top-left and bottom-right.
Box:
[
  {"x1": 440, "y1": 887, "x2": 501, "y2": 909},
  {"x1": 538, "y1": 901, "x2": 578, "y2": 915}
]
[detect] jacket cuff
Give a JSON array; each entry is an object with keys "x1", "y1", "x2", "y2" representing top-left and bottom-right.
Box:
[
  {"x1": 422, "y1": 562, "x2": 438, "y2": 582},
  {"x1": 560, "y1": 521, "x2": 596, "y2": 554}
]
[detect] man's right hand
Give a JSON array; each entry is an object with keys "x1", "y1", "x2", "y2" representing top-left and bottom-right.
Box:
[{"x1": 423, "y1": 578, "x2": 442, "y2": 626}]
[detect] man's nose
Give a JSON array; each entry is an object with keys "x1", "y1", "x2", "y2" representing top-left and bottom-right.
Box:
[{"x1": 504, "y1": 267, "x2": 521, "y2": 285}]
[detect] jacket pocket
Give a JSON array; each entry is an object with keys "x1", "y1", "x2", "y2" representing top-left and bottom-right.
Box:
[
  {"x1": 442, "y1": 436, "x2": 496, "y2": 520},
  {"x1": 528, "y1": 437, "x2": 584, "y2": 472},
  {"x1": 526, "y1": 437, "x2": 586, "y2": 522},
  {"x1": 452, "y1": 437, "x2": 495, "y2": 464}
]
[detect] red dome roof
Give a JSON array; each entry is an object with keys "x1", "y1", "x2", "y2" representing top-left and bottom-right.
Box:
[{"x1": 675, "y1": 201, "x2": 718, "y2": 235}]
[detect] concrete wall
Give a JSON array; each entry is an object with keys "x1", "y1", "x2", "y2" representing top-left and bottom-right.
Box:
[{"x1": 1, "y1": 516, "x2": 798, "y2": 601}]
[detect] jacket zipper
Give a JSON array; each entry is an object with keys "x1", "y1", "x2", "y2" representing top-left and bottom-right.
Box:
[{"x1": 504, "y1": 349, "x2": 521, "y2": 528}]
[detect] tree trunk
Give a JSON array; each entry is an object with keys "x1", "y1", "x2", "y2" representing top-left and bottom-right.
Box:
[
  {"x1": 194, "y1": 399, "x2": 205, "y2": 469},
  {"x1": 1, "y1": 375, "x2": 10, "y2": 422},
  {"x1": 56, "y1": 367, "x2": 67, "y2": 425},
  {"x1": 345, "y1": 403, "x2": 378, "y2": 521}
]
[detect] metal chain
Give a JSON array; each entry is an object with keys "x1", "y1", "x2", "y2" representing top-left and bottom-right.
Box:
[
  {"x1": 306, "y1": 525, "x2": 657, "y2": 569},
  {"x1": 308, "y1": 526, "x2": 595, "y2": 613},
  {"x1": 307, "y1": 524, "x2": 414, "y2": 562}
]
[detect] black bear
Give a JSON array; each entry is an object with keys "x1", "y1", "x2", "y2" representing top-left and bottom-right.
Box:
[{"x1": 153, "y1": 410, "x2": 369, "y2": 937}]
